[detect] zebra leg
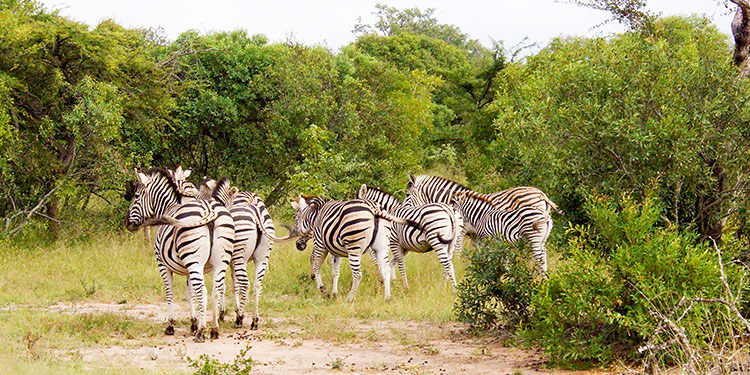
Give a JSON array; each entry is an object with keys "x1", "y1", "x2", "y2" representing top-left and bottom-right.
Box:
[
  {"x1": 250, "y1": 242, "x2": 271, "y2": 330},
  {"x1": 368, "y1": 248, "x2": 384, "y2": 283},
  {"x1": 209, "y1": 262, "x2": 228, "y2": 339},
  {"x1": 346, "y1": 249, "x2": 364, "y2": 303},
  {"x1": 331, "y1": 255, "x2": 343, "y2": 296},
  {"x1": 185, "y1": 278, "x2": 197, "y2": 334},
  {"x1": 186, "y1": 265, "x2": 208, "y2": 342},
  {"x1": 429, "y1": 236, "x2": 457, "y2": 289},
  {"x1": 390, "y1": 241, "x2": 408, "y2": 289},
  {"x1": 370, "y1": 227, "x2": 392, "y2": 300},
  {"x1": 311, "y1": 245, "x2": 329, "y2": 295},
  {"x1": 231, "y1": 246, "x2": 249, "y2": 328},
  {"x1": 158, "y1": 265, "x2": 176, "y2": 335},
  {"x1": 531, "y1": 220, "x2": 552, "y2": 279},
  {"x1": 452, "y1": 226, "x2": 466, "y2": 259}
]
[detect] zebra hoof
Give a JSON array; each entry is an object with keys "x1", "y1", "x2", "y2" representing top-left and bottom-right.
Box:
[
  {"x1": 310, "y1": 273, "x2": 316, "y2": 280},
  {"x1": 209, "y1": 327, "x2": 219, "y2": 340},
  {"x1": 193, "y1": 328, "x2": 205, "y2": 343},
  {"x1": 164, "y1": 325, "x2": 175, "y2": 336},
  {"x1": 190, "y1": 318, "x2": 198, "y2": 334},
  {"x1": 234, "y1": 315, "x2": 244, "y2": 328},
  {"x1": 250, "y1": 317, "x2": 259, "y2": 330},
  {"x1": 218, "y1": 310, "x2": 226, "y2": 322}
]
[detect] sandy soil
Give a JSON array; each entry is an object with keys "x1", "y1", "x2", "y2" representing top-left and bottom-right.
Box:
[{"x1": 48, "y1": 302, "x2": 614, "y2": 375}]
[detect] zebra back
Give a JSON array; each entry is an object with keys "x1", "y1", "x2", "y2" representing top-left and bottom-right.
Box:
[
  {"x1": 357, "y1": 184, "x2": 401, "y2": 211},
  {"x1": 408, "y1": 173, "x2": 471, "y2": 205}
]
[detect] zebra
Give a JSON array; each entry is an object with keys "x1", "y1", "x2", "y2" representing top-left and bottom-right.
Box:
[
  {"x1": 125, "y1": 167, "x2": 229, "y2": 342},
  {"x1": 452, "y1": 190, "x2": 551, "y2": 276},
  {"x1": 288, "y1": 195, "x2": 421, "y2": 301},
  {"x1": 167, "y1": 168, "x2": 235, "y2": 330},
  {"x1": 209, "y1": 179, "x2": 279, "y2": 331},
  {"x1": 406, "y1": 173, "x2": 558, "y2": 257},
  {"x1": 357, "y1": 184, "x2": 461, "y2": 289}
]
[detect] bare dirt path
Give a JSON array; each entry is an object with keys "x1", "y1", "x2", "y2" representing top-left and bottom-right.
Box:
[{"x1": 50, "y1": 302, "x2": 613, "y2": 375}]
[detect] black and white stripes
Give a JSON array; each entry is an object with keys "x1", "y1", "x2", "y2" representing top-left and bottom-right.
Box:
[
  {"x1": 357, "y1": 184, "x2": 461, "y2": 288},
  {"x1": 125, "y1": 168, "x2": 230, "y2": 342}
]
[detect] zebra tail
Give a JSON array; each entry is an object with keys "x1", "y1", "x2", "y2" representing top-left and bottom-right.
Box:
[
  {"x1": 372, "y1": 207, "x2": 424, "y2": 231},
  {"x1": 542, "y1": 194, "x2": 563, "y2": 215},
  {"x1": 258, "y1": 222, "x2": 298, "y2": 243},
  {"x1": 142, "y1": 210, "x2": 218, "y2": 229},
  {"x1": 531, "y1": 210, "x2": 551, "y2": 232}
]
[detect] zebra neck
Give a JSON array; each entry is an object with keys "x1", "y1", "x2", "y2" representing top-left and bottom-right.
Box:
[{"x1": 152, "y1": 195, "x2": 180, "y2": 217}]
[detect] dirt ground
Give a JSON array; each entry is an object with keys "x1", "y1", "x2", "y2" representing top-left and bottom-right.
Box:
[{"x1": 49, "y1": 302, "x2": 615, "y2": 375}]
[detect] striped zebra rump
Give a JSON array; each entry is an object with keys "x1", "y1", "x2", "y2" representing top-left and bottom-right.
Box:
[
  {"x1": 454, "y1": 191, "x2": 551, "y2": 276},
  {"x1": 126, "y1": 167, "x2": 223, "y2": 341},
  {"x1": 358, "y1": 184, "x2": 459, "y2": 288},
  {"x1": 290, "y1": 195, "x2": 394, "y2": 301}
]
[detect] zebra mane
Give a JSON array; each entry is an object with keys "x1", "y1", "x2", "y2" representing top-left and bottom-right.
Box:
[
  {"x1": 302, "y1": 195, "x2": 329, "y2": 209},
  {"x1": 124, "y1": 180, "x2": 137, "y2": 201},
  {"x1": 212, "y1": 177, "x2": 231, "y2": 200},
  {"x1": 144, "y1": 167, "x2": 181, "y2": 199},
  {"x1": 416, "y1": 174, "x2": 471, "y2": 191},
  {"x1": 360, "y1": 185, "x2": 401, "y2": 210}
]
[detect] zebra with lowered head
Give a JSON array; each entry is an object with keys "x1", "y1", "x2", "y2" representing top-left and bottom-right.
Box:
[
  {"x1": 125, "y1": 167, "x2": 229, "y2": 341},
  {"x1": 406, "y1": 173, "x2": 558, "y2": 257},
  {"x1": 357, "y1": 184, "x2": 461, "y2": 288},
  {"x1": 451, "y1": 190, "x2": 552, "y2": 276},
  {"x1": 288, "y1": 194, "x2": 421, "y2": 301}
]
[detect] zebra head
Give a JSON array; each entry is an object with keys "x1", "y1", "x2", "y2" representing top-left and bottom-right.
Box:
[
  {"x1": 168, "y1": 166, "x2": 200, "y2": 201},
  {"x1": 207, "y1": 178, "x2": 236, "y2": 208},
  {"x1": 403, "y1": 185, "x2": 429, "y2": 207},
  {"x1": 289, "y1": 194, "x2": 325, "y2": 251},
  {"x1": 125, "y1": 168, "x2": 181, "y2": 232}
]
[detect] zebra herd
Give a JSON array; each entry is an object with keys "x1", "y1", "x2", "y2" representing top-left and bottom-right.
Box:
[{"x1": 124, "y1": 168, "x2": 557, "y2": 342}]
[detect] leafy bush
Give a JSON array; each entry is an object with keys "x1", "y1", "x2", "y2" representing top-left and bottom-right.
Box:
[
  {"x1": 525, "y1": 195, "x2": 745, "y2": 367},
  {"x1": 454, "y1": 239, "x2": 540, "y2": 330},
  {"x1": 189, "y1": 344, "x2": 253, "y2": 375}
]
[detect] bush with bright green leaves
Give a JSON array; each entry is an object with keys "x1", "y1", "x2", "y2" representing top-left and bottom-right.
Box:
[
  {"x1": 454, "y1": 239, "x2": 540, "y2": 330},
  {"x1": 525, "y1": 195, "x2": 747, "y2": 367}
]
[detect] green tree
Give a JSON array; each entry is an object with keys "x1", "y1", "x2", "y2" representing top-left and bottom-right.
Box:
[
  {"x1": 481, "y1": 16, "x2": 750, "y2": 239},
  {"x1": 158, "y1": 31, "x2": 436, "y2": 204},
  {"x1": 0, "y1": 0, "x2": 173, "y2": 235},
  {"x1": 353, "y1": 5, "x2": 505, "y2": 170}
]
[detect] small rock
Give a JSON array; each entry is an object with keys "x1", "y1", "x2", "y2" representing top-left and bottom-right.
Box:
[{"x1": 149, "y1": 349, "x2": 159, "y2": 361}]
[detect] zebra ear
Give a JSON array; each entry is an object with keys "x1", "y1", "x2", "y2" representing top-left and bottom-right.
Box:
[
  {"x1": 358, "y1": 184, "x2": 367, "y2": 199},
  {"x1": 290, "y1": 196, "x2": 299, "y2": 210},
  {"x1": 408, "y1": 172, "x2": 416, "y2": 186},
  {"x1": 183, "y1": 169, "x2": 191, "y2": 179},
  {"x1": 230, "y1": 186, "x2": 239, "y2": 195},
  {"x1": 137, "y1": 172, "x2": 151, "y2": 185}
]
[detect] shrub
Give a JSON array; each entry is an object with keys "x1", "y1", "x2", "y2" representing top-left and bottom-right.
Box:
[
  {"x1": 454, "y1": 239, "x2": 540, "y2": 330},
  {"x1": 525, "y1": 195, "x2": 746, "y2": 367}
]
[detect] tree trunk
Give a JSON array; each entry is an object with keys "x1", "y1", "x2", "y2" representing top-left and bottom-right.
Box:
[
  {"x1": 47, "y1": 196, "x2": 59, "y2": 237},
  {"x1": 695, "y1": 158, "x2": 726, "y2": 242},
  {"x1": 731, "y1": 0, "x2": 750, "y2": 76}
]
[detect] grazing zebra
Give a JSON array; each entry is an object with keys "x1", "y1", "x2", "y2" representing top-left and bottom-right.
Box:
[
  {"x1": 168, "y1": 168, "x2": 235, "y2": 330},
  {"x1": 357, "y1": 184, "x2": 461, "y2": 288},
  {"x1": 452, "y1": 190, "x2": 551, "y2": 276},
  {"x1": 125, "y1": 168, "x2": 230, "y2": 342},
  {"x1": 406, "y1": 173, "x2": 558, "y2": 257},
  {"x1": 289, "y1": 195, "x2": 420, "y2": 301}
]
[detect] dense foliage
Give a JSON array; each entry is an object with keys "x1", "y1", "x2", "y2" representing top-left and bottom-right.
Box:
[
  {"x1": 454, "y1": 239, "x2": 539, "y2": 330},
  {"x1": 524, "y1": 196, "x2": 746, "y2": 366},
  {"x1": 481, "y1": 17, "x2": 750, "y2": 239}
]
